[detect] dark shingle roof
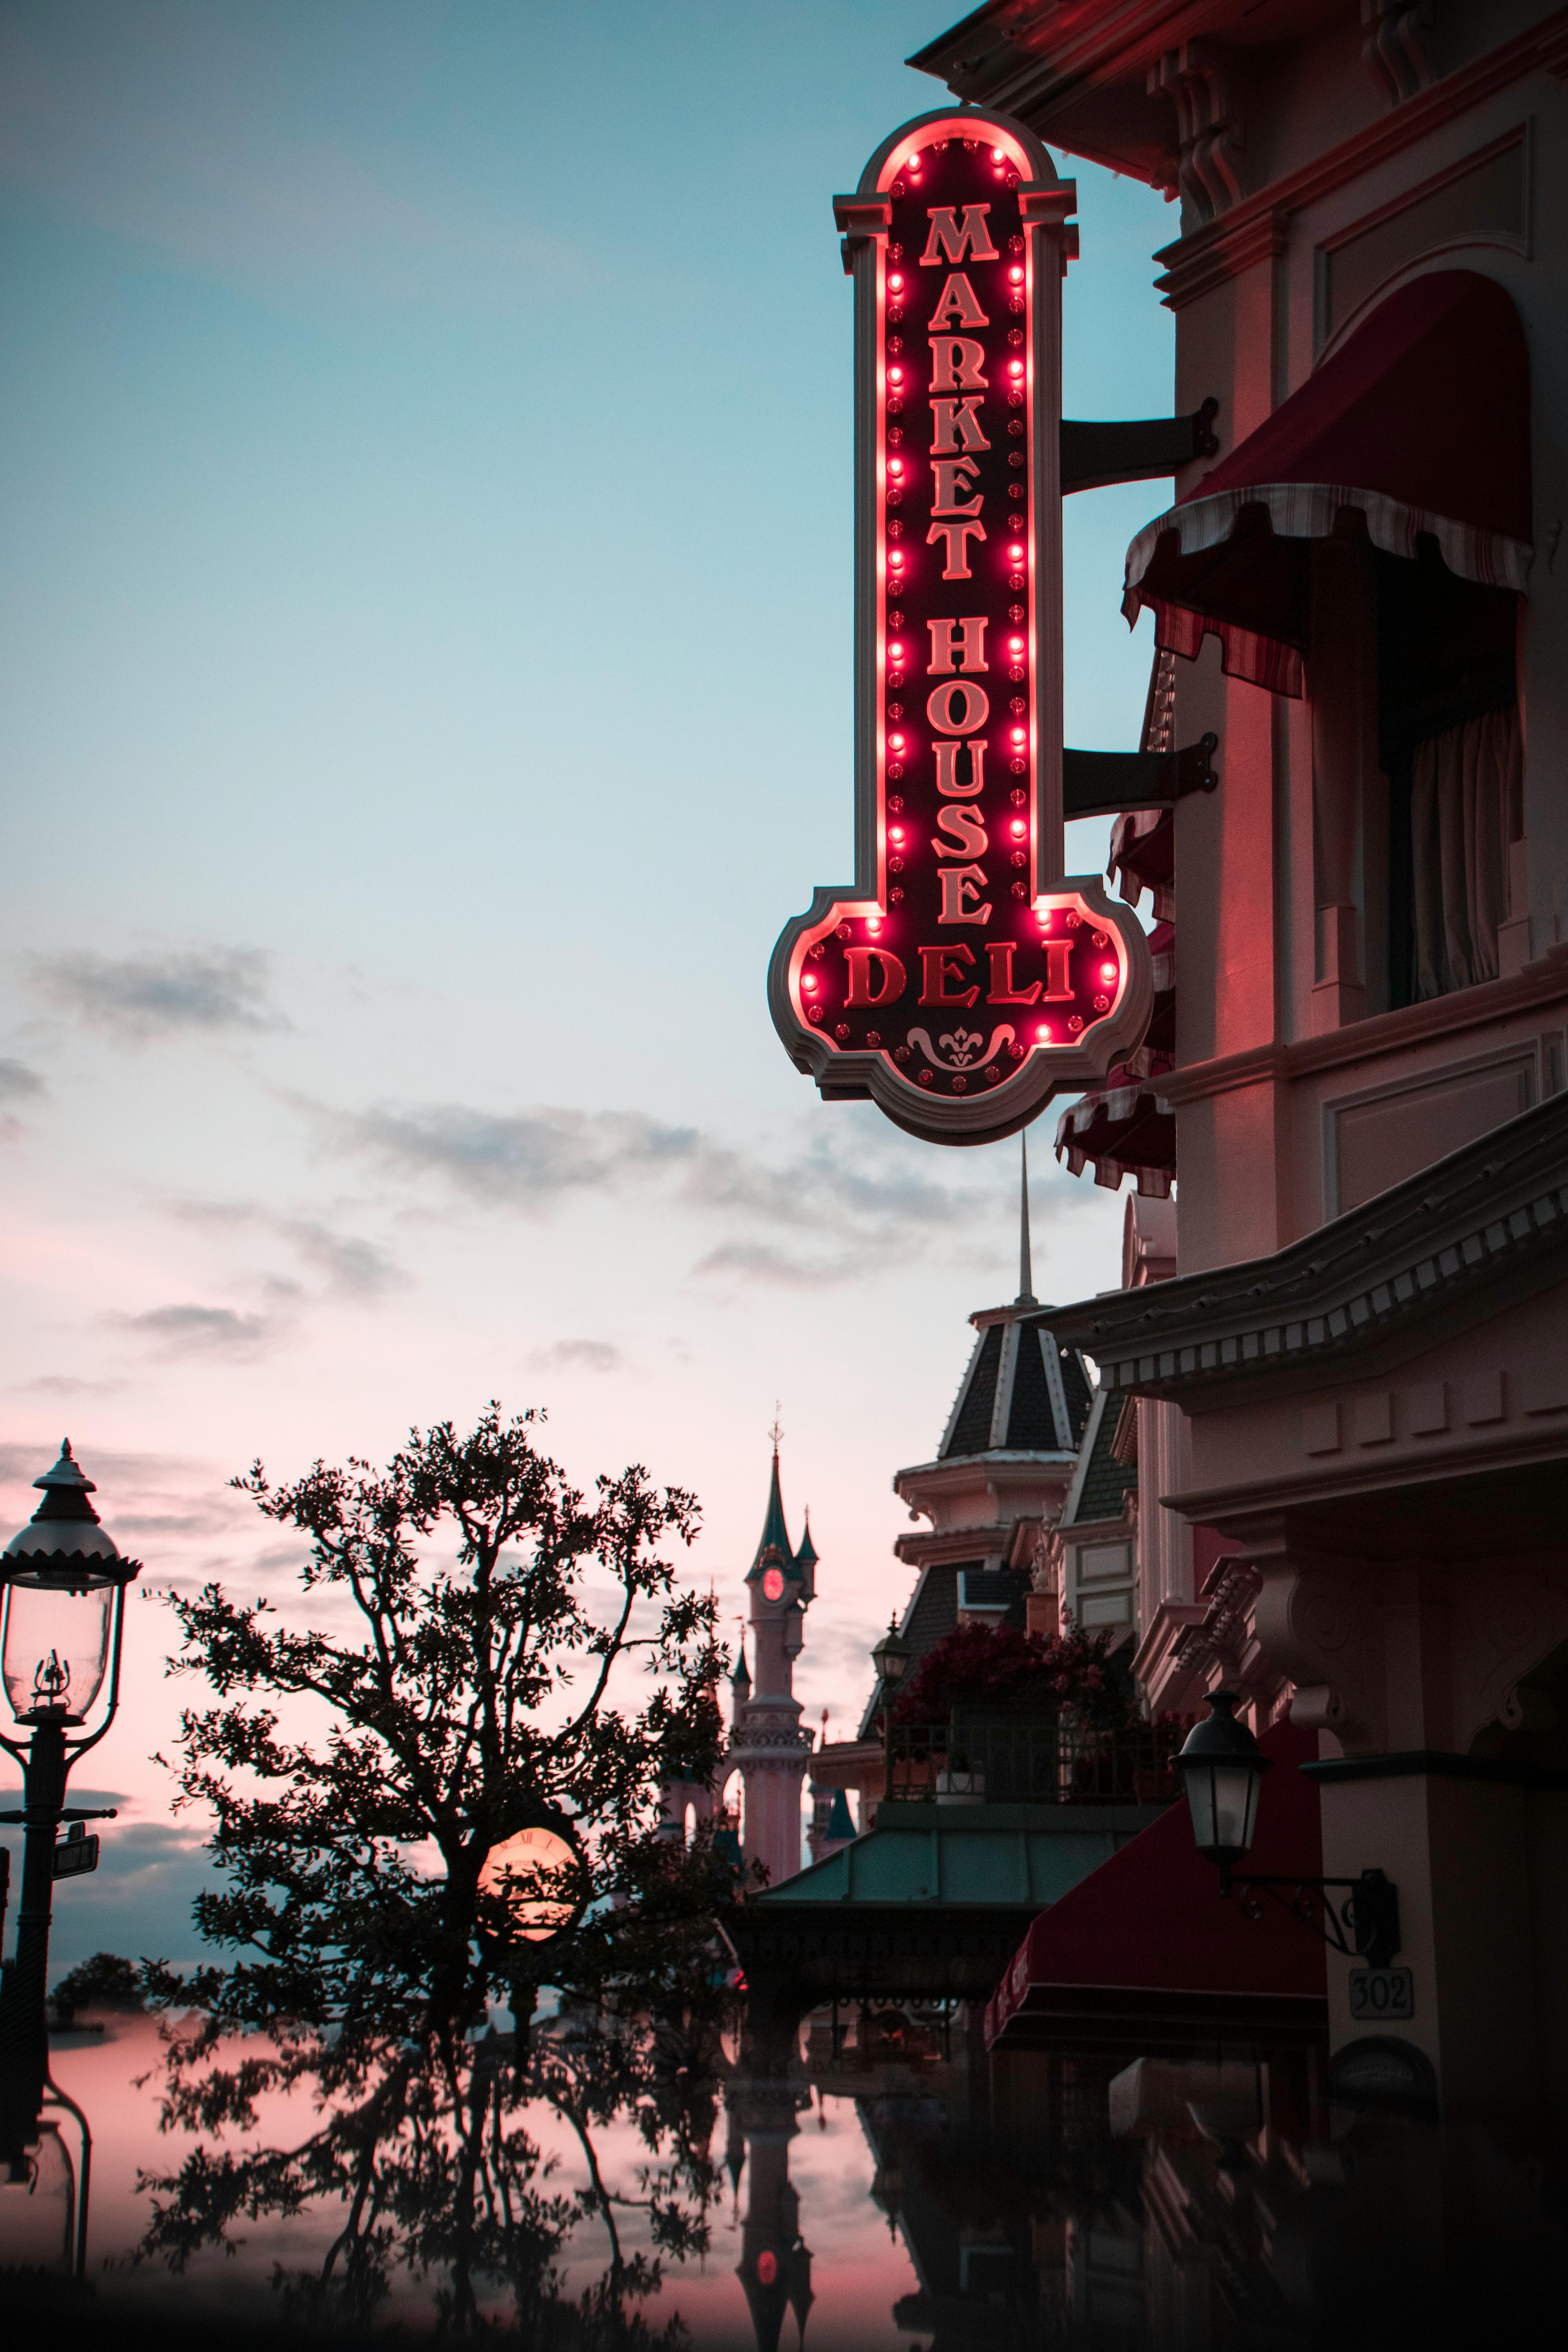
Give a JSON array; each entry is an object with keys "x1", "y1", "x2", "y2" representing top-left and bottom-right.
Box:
[
  {"x1": 943, "y1": 1323, "x2": 1004, "y2": 1457},
  {"x1": 1066, "y1": 1395, "x2": 1137, "y2": 1528},
  {"x1": 1003, "y1": 1324, "x2": 1056, "y2": 1448}
]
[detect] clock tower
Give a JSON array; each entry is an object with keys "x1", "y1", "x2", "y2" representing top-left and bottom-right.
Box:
[{"x1": 729, "y1": 1435, "x2": 817, "y2": 1888}]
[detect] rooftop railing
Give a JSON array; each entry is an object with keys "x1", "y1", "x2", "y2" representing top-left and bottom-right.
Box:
[{"x1": 886, "y1": 1714, "x2": 1181, "y2": 1807}]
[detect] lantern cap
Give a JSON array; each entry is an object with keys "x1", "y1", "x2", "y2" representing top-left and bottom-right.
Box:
[
  {"x1": 1175, "y1": 1688, "x2": 1272, "y2": 1769},
  {"x1": 3, "y1": 1441, "x2": 138, "y2": 1580}
]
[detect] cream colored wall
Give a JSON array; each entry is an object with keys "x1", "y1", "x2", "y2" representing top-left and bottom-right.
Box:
[{"x1": 1165, "y1": 23, "x2": 1568, "y2": 1274}]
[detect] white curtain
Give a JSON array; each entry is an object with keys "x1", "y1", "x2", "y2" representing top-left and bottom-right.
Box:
[{"x1": 1410, "y1": 704, "x2": 1521, "y2": 999}]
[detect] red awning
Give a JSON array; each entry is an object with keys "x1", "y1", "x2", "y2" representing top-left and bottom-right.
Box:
[
  {"x1": 987, "y1": 1719, "x2": 1326, "y2": 2048},
  {"x1": 1123, "y1": 271, "x2": 1532, "y2": 696}
]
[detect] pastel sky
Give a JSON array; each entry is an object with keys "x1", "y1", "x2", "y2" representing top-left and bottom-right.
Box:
[{"x1": 0, "y1": 0, "x2": 1174, "y2": 1964}]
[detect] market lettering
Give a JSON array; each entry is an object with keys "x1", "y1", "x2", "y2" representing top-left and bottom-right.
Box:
[
  {"x1": 930, "y1": 396, "x2": 989, "y2": 454},
  {"x1": 931, "y1": 456, "x2": 983, "y2": 516},
  {"x1": 927, "y1": 519, "x2": 987, "y2": 577},
  {"x1": 920, "y1": 205, "x2": 999, "y2": 265},
  {"x1": 927, "y1": 271, "x2": 988, "y2": 330},
  {"x1": 929, "y1": 337, "x2": 988, "y2": 392}
]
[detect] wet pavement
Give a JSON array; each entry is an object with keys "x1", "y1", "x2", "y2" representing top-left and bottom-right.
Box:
[{"x1": 4, "y1": 2001, "x2": 1565, "y2": 2347}]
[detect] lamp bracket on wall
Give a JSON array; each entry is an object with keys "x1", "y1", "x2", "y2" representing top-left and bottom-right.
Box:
[
  {"x1": 1220, "y1": 1864, "x2": 1402, "y2": 1970},
  {"x1": 1060, "y1": 397, "x2": 1220, "y2": 493}
]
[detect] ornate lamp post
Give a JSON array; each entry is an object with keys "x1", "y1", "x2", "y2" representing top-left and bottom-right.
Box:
[
  {"x1": 0, "y1": 1443, "x2": 140, "y2": 2165},
  {"x1": 1175, "y1": 1689, "x2": 1401, "y2": 1969},
  {"x1": 869, "y1": 1618, "x2": 912, "y2": 1809}
]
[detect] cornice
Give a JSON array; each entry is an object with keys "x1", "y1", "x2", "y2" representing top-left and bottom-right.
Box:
[
  {"x1": 1153, "y1": 9, "x2": 1568, "y2": 309},
  {"x1": 1046, "y1": 1089, "x2": 1568, "y2": 1399},
  {"x1": 1159, "y1": 958, "x2": 1568, "y2": 1110}
]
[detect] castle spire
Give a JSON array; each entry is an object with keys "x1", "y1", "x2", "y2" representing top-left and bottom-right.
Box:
[{"x1": 1016, "y1": 1132, "x2": 1036, "y2": 1306}]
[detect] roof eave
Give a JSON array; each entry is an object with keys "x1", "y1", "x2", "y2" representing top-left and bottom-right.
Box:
[{"x1": 1047, "y1": 1093, "x2": 1568, "y2": 1404}]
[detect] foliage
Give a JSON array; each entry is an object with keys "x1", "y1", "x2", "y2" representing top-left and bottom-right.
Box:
[
  {"x1": 148, "y1": 1404, "x2": 739, "y2": 2081},
  {"x1": 136, "y1": 2014, "x2": 724, "y2": 2346},
  {"x1": 893, "y1": 1620, "x2": 1134, "y2": 1730},
  {"x1": 51, "y1": 1949, "x2": 145, "y2": 2016}
]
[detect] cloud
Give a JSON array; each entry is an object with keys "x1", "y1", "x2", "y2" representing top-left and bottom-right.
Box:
[
  {"x1": 21, "y1": 1374, "x2": 125, "y2": 1398},
  {"x1": 0, "y1": 1057, "x2": 44, "y2": 1100},
  {"x1": 164, "y1": 1198, "x2": 407, "y2": 1299},
  {"x1": 529, "y1": 1339, "x2": 623, "y2": 1376},
  {"x1": 32, "y1": 947, "x2": 280, "y2": 1041},
  {"x1": 305, "y1": 1095, "x2": 1016, "y2": 1284},
  {"x1": 319, "y1": 1102, "x2": 701, "y2": 1209},
  {"x1": 690, "y1": 1242, "x2": 844, "y2": 1290},
  {"x1": 111, "y1": 1303, "x2": 274, "y2": 1357}
]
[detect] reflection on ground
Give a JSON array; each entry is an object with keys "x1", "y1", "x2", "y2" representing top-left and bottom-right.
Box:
[{"x1": 4, "y1": 1997, "x2": 1565, "y2": 2345}]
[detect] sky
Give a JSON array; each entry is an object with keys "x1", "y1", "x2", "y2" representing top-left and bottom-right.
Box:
[{"x1": 0, "y1": 0, "x2": 1175, "y2": 1964}]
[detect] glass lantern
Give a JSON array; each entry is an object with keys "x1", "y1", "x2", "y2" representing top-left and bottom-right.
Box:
[
  {"x1": 1174, "y1": 1690, "x2": 1272, "y2": 1868},
  {"x1": 1, "y1": 1441, "x2": 138, "y2": 1728}
]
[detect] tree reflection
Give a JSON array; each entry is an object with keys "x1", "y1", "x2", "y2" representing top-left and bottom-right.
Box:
[{"x1": 136, "y1": 2009, "x2": 726, "y2": 2345}]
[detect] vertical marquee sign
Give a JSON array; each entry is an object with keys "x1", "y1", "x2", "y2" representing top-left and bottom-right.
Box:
[{"x1": 768, "y1": 108, "x2": 1152, "y2": 1145}]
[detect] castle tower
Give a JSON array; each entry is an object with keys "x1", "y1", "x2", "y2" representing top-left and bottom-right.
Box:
[{"x1": 729, "y1": 1439, "x2": 816, "y2": 1888}]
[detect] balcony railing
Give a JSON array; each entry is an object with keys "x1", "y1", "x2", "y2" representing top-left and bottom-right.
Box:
[{"x1": 886, "y1": 1715, "x2": 1181, "y2": 1807}]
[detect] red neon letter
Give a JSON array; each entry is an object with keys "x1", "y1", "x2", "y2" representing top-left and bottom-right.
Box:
[
  {"x1": 1041, "y1": 941, "x2": 1073, "y2": 999},
  {"x1": 986, "y1": 942, "x2": 1042, "y2": 1004},
  {"x1": 927, "y1": 617, "x2": 989, "y2": 674},
  {"x1": 933, "y1": 740, "x2": 985, "y2": 797},
  {"x1": 927, "y1": 272, "x2": 988, "y2": 330},
  {"x1": 920, "y1": 205, "x2": 999, "y2": 265},
  {"x1": 935, "y1": 805, "x2": 989, "y2": 858},
  {"x1": 937, "y1": 866, "x2": 992, "y2": 925},
  {"x1": 929, "y1": 337, "x2": 987, "y2": 392},
  {"x1": 930, "y1": 396, "x2": 989, "y2": 454},
  {"x1": 931, "y1": 457, "x2": 983, "y2": 517},
  {"x1": 926, "y1": 678, "x2": 990, "y2": 734},
  {"x1": 926, "y1": 520, "x2": 987, "y2": 579},
  {"x1": 844, "y1": 947, "x2": 908, "y2": 1007},
  {"x1": 918, "y1": 944, "x2": 980, "y2": 1006}
]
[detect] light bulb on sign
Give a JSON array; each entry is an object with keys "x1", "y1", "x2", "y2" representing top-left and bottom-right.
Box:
[
  {"x1": 887, "y1": 365, "x2": 903, "y2": 385},
  {"x1": 1102, "y1": 962, "x2": 1117, "y2": 979},
  {"x1": 888, "y1": 272, "x2": 904, "y2": 292},
  {"x1": 1008, "y1": 542, "x2": 1025, "y2": 561}
]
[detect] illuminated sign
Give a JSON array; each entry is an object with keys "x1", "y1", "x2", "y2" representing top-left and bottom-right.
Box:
[{"x1": 768, "y1": 109, "x2": 1153, "y2": 1145}]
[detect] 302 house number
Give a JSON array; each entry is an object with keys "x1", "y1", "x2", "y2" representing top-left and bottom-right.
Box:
[{"x1": 1348, "y1": 1967, "x2": 1415, "y2": 2021}]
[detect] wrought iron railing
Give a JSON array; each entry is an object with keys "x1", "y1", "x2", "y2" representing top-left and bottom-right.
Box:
[{"x1": 886, "y1": 1715, "x2": 1181, "y2": 1806}]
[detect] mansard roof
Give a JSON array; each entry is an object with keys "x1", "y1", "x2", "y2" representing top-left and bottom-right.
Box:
[
  {"x1": 1047, "y1": 1090, "x2": 1568, "y2": 1403},
  {"x1": 1060, "y1": 1388, "x2": 1137, "y2": 1531},
  {"x1": 938, "y1": 1305, "x2": 1094, "y2": 1460},
  {"x1": 857, "y1": 1557, "x2": 1031, "y2": 1739}
]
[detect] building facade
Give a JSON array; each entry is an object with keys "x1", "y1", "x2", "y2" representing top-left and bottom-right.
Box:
[{"x1": 912, "y1": 0, "x2": 1568, "y2": 2140}]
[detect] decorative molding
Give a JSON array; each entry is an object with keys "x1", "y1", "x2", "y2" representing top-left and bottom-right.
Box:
[
  {"x1": 1153, "y1": 6, "x2": 1568, "y2": 310},
  {"x1": 1361, "y1": 0, "x2": 1437, "y2": 111},
  {"x1": 1158, "y1": 956, "x2": 1568, "y2": 1112},
  {"x1": 1148, "y1": 41, "x2": 1245, "y2": 227},
  {"x1": 1047, "y1": 1091, "x2": 1568, "y2": 1402}
]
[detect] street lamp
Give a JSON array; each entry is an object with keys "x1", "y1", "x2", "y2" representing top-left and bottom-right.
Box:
[
  {"x1": 1175, "y1": 1688, "x2": 1401, "y2": 1970},
  {"x1": 0, "y1": 1443, "x2": 140, "y2": 2168},
  {"x1": 869, "y1": 1617, "x2": 912, "y2": 1807}
]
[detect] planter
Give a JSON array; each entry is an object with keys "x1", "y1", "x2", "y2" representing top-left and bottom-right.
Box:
[{"x1": 935, "y1": 1768, "x2": 985, "y2": 1807}]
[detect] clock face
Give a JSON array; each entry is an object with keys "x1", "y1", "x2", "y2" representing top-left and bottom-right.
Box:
[
  {"x1": 477, "y1": 1825, "x2": 576, "y2": 1942},
  {"x1": 762, "y1": 1566, "x2": 786, "y2": 1602}
]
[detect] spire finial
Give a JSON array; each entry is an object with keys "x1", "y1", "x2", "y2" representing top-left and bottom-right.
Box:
[
  {"x1": 768, "y1": 1401, "x2": 784, "y2": 1456},
  {"x1": 1016, "y1": 1133, "x2": 1036, "y2": 1305}
]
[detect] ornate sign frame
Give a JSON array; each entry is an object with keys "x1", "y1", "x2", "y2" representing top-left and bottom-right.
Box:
[{"x1": 768, "y1": 106, "x2": 1154, "y2": 1146}]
